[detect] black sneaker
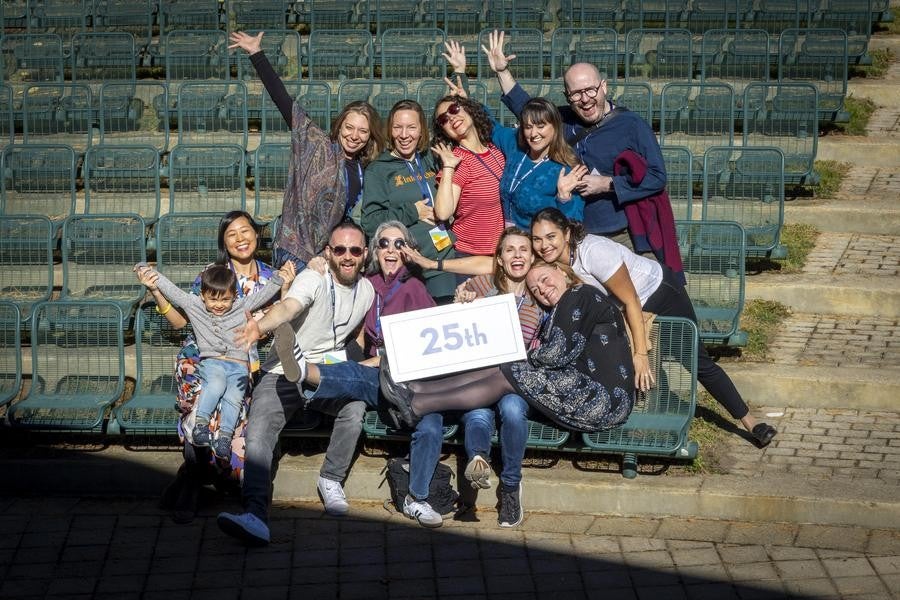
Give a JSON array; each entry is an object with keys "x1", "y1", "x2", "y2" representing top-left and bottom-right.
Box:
[
  {"x1": 498, "y1": 483, "x2": 523, "y2": 528},
  {"x1": 213, "y1": 434, "x2": 233, "y2": 460},
  {"x1": 191, "y1": 422, "x2": 212, "y2": 447}
]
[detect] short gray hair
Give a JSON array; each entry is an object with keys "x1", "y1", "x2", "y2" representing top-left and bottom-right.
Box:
[{"x1": 367, "y1": 220, "x2": 418, "y2": 274}]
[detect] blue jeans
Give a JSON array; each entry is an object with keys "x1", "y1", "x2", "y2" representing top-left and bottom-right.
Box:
[
  {"x1": 274, "y1": 247, "x2": 307, "y2": 273},
  {"x1": 242, "y1": 362, "x2": 377, "y2": 523},
  {"x1": 408, "y1": 412, "x2": 447, "y2": 500},
  {"x1": 461, "y1": 394, "x2": 530, "y2": 488},
  {"x1": 196, "y1": 358, "x2": 248, "y2": 435}
]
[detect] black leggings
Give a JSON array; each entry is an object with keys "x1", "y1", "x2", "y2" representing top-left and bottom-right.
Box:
[{"x1": 643, "y1": 267, "x2": 750, "y2": 420}]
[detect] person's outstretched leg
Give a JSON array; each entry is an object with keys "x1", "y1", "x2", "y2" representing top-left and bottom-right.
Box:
[{"x1": 411, "y1": 368, "x2": 515, "y2": 415}]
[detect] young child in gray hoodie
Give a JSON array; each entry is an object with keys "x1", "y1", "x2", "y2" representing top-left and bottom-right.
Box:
[{"x1": 135, "y1": 262, "x2": 291, "y2": 458}]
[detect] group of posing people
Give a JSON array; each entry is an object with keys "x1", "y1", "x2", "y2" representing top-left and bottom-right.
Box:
[{"x1": 135, "y1": 30, "x2": 778, "y2": 546}]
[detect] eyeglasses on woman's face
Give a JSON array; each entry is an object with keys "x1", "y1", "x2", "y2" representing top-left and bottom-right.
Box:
[
  {"x1": 329, "y1": 245, "x2": 365, "y2": 257},
  {"x1": 377, "y1": 237, "x2": 406, "y2": 250},
  {"x1": 435, "y1": 101, "x2": 462, "y2": 127}
]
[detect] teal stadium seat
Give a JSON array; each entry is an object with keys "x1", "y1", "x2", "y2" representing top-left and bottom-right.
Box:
[
  {"x1": 100, "y1": 81, "x2": 170, "y2": 153},
  {"x1": 1, "y1": 33, "x2": 65, "y2": 90},
  {"x1": 149, "y1": 0, "x2": 222, "y2": 67},
  {"x1": 659, "y1": 81, "x2": 735, "y2": 178},
  {"x1": 0, "y1": 144, "x2": 76, "y2": 229},
  {"x1": 253, "y1": 142, "x2": 289, "y2": 225},
  {"x1": 607, "y1": 80, "x2": 654, "y2": 124},
  {"x1": 700, "y1": 28, "x2": 771, "y2": 106},
  {"x1": 560, "y1": 0, "x2": 642, "y2": 34},
  {"x1": 28, "y1": 0, "x2": 88, "y2": 47},
  {"x1": 550, "y1": 27, "x2": 619, "y2": 80},
  {"x1": 682, "y1": 0, "x2": 742, "y2": 34},
  {"x1": 0, "y1": 216, "x2": 54, "y2": 323},
  {"x1": 70, "y1": 31, "x2": 137, "y2": 84},
  {"x1": 677, "y1": 220, "x2": 748, "y2": 346},
  {"x1": 84, "y1": 145, "x2": 161, "y2": 223},
  {"x1": 778, "y1": 28, "x2": 849, "y2": 123},
  {"x1": 233, "y1": 29, "x2": 302, "y2": 85},
  {"x1": 581, "y1": 316, "x2": 699, "y2": 478},
  {"x1": 91, "y1": 0, "x2": 155, "y2": 55},
  {"x1": 155, "y1": 213, "x2": 222, "y2": 291},
  {"x1": 431, "y1": 0, "x2": 483, "y2": 36},
  {"x1": 662, "y1": 145, "x2": 693, "y2": 220},
  {"x1": 7, "y1": 300, "x2": 125, "y2": 432},
  {"x1": 60, "y1": 214, "x2": 147, "y2": 312},
  {"x1": 306, "y1": 0, "x2": 369, "y2": 31},
  {"x1": 167, "y1": 144, "x2": 247, "y2": 215},
  {"x1": 478, "y1": 28, "x2": 544, "y2": 87},
  {"x1": 164, "y1": 30, "x2": 230, "y2": 84},
  {"x1": 0, "y1": 302, "x2": 22, "y2": 408},
  {"x1": 743, "y1": 0, "x2": 806, "y2": 34},
  {"x1": 225, "y1": 0, "x2": 288, "y2": 33},
  {"x1": 625, "y1": 28, "x2": 694, "y2": 87},
  {"x1": 307, "y1": 29, "x2": 374, "y2": 81},
  {"x1": 177, "y1": 81, "x2": 249, "y2": 149},
  {"x1": 486, "y1": 0, "x2": 548, "y2": 31},
  {"x1": 380, "y1": 28, "x2": 447, "y2": 83},
  {"x1": 337, "y1": 79, "x2": 408, "y2": 118},
  {"x1": 810, "y1": 0, "x2": 873, "y2": 65},
  {"x1": 702, "y1": 145, "x2": 786, "y2": 259},
  {"x1": 0, "y1": 84, "x2": 13, "y2": 151},
  {"x1": 374, "y1": 0, "x2": 438, "y2": 41},
  {"x1": 2, "y1": 0, "x2": 28, "y2": 30},
  {"x1": 22, "y1": 82, "x2": 93, "y2": 153},
  {"x1": 111, "y1": 302, "x2": 185, "y2": 436},
  {"x1": 743, "y1": 81, "x2": 818, "y2": 186}
]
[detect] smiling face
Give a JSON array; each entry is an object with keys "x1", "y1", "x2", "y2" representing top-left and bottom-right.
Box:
[
  {"x1": 497, "y1": 233, "x2": 534, "y2": 282},
  {"x1": 222, "y1": 215, "x2": 258, "y2": 264},
  {"x1": 563, "y1": 63, "x2": 608, "y2": 126},
  {"x1": 390, "y1": 109, "x2": 422, "y2": 160},
  {"x1": 435, "y1": 99, "x2": 472, "y2": 142},
  {"x1": 337, "y1": 111, "x2": 372, "y2": 158},
  {"x1": 526, "y1": 264, "x2": 569, "y2": 307},
  {"x1": 376, "y1": 226, "x2": 406, "y2": 277},
  {"x1": 201, "y1": 291, "x2": 236, "y2": 316},
  {"x1": 325, "y1": 227, "x2": 368, "y2": 286},
  {"x1": 530, "y1": 219, "x2": 571, "y2": 264},
  {"x1": 521, "y1": 118, "x2": 554, "y2": 159}
]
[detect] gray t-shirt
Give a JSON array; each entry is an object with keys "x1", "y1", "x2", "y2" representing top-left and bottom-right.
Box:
[{"x1": 264, "y1": 267, "x2": 374, "y2": 372}]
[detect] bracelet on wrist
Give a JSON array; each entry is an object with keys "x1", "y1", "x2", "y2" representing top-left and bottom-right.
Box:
[
  {"x1": 155, "y1": 303, "x2": 172, "y2": 316},
  {"x1": 443, "y1": 165, "x2": 456, "y2": 170},
  {"x1": 635, "y1": 352, "x2": 648, "y2": 356},
  {"x1": 436, "y1": 258, "x2": 444, "y2": 271}
]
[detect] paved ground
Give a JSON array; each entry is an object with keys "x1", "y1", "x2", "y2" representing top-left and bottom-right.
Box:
[{"x1": 0, "y1": 496, "x2": 898, "y2": 600}]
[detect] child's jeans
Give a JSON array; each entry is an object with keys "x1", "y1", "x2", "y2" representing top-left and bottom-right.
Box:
[{"x1": 195, "y1": 358, "x2": 249, "y2": 435}]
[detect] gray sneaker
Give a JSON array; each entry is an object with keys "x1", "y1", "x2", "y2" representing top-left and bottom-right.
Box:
[
  {"x1": 402, "y1": 495, "x2": 443, "y2": 528},
  {"x1": 498, "y1": 484, "x2": 523, "y2": 528}
]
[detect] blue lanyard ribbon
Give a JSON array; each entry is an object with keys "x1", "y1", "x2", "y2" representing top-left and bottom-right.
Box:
[
  {"x1": 329, "y1": 273, "x2": 358, "y2": 349},
  {"x1": 344, "y1": 160, "x2": 364, "y2": 217},
  {"x1": 459, "y1": 144, "x2": 502, "y2": 182},
  {"x1": 508, "y1": 154, "x2": 548, "y2": 194},
  {"x1": 403, "y1": 153, "x2": 435, "y2": 206}
]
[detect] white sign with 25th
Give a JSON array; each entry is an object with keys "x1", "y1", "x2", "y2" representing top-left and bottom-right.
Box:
[{"x1": 380, "y1": 294, "x2": 527, "y2": 382}]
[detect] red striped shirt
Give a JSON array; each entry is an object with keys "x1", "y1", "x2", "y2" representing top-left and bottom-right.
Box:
[{"x1": 448, "y1": 145, "x2": 505, "y2": 255}]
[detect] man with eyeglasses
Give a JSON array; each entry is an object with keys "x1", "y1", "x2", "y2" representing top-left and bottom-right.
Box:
[
  {"x1": 483, "y1": 31, "x2": 676, "y2": 260},
  {"x1": 217, "y1": 221, "x2": 377, "y2": 546}
]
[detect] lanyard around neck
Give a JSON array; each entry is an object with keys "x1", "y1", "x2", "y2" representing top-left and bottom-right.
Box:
[
  {"x1": 328, "y1": 272, "x2": 358, "y2": 349},
  {"x1": 344, "y1": 159, "x2": 364, "y2": 217},
  {"x1": 508, "y1": 154, "x2": 548, "y2": 194},
  {"x1": 458, "y1": 144, "x2": 502, "y2": 182},
  {"x1": 402, "y1": 152, "x2": 434, "y2": 206}
]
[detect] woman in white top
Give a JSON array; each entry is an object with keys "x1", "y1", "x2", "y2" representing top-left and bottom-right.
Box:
[{"x1": 530, "y1": 207, "x2": 777, "y2": 448}]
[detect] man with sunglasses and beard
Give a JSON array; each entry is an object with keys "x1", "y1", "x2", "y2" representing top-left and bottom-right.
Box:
[
  {"x1": 482, "y1": 32, "x2": 681, "y2": 279},
  {"x1": 217, "y1": 222, "x2": 376, "y2": 546}
]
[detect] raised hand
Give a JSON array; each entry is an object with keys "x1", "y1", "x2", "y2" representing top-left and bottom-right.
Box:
[
  {"x1": 453, "y1": 279, "x2": 476, "y2": 304},
  {"x1": 235, "y1": 310, "x2": 262, "y2": 351},
  {"x1": 480, "y1": 29, "x2": 516, "y2": 73},
  {"x1": 442, "y1": 39, "x2": 466, "y2": 74},
  {"x1": 431, "y1": 142, "x2": 461, "y2": 169},
  {"x1": 306, "y1": 256, "x2": 328, "y2": 275},
  {"x1": 443, "y1": 75, "x2": 468, "y2": 99},
  {"x1": 399, "y1": 245, "x2": 436, "y2": 271},
  {"x1": 557, "y1": 164, "x2": 589, "y2": 201},
  {"x1": 228, "y1": 31, "x2": 264, "y2": 55},
  {"x1": 134, "y1": 265, "x2": 159, "y2": 291},
  {"x1": 415, "y1": 199, "x2": 435, "y2": 224},
  {"x1": 277, "y1": 260, "x2": 296, "y2": 293}
]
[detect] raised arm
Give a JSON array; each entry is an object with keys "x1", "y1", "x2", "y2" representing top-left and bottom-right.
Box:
[
  {"x1": 431, "y1": 142, "x2": 463, "y2": 222},
  {"x1": 481, "y1": 30, "x2": 518, "y2": 96},
  {"x1": 229, "y1": 31, "x2": 293, "y2": 126},
  {"x1": 135, "y1": 265, "x2": 189, "y2": 329},
  {"x1": 134, "y1": 263, "x2": 194, "y2": 310},
  {"x1": 239, "y1": 269, "x2": 286, "y2": 313}
]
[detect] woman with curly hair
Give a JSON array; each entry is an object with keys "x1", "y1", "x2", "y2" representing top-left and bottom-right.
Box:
[{"x1": 431, "y1": 93, "x2": 506, "y2": 259}]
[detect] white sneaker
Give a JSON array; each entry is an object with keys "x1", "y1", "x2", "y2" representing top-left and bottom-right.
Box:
[
  {"x1": 317, "y1": 476, "x2": 349, "y2": 516},
  {"x1": 402, "y1": 495, "x2": 443, "y2": 528},
  {"x1": 464, "y1": 454, "x2": 492, "y2": 489}
]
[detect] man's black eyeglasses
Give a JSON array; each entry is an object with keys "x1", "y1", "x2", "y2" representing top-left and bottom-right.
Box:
[{"x1": 329, "y1": 245, "x2": 365, "y2": 257}]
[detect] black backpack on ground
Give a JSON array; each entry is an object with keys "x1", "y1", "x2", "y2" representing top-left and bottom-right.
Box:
[{"x1": 384, "y1": 457, "x2": 459, "y2": 515}]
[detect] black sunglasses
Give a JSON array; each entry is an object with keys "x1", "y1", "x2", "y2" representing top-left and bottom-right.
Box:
[
  {"x1": 329, "y1": 245, "x2": 365, "y2": 257},
  {"x1": 435, "y1": 101, "x2": 462, "y2": 127},
  {"x1": 378, "y1": 237, "x2": 406, "y2": 250}
]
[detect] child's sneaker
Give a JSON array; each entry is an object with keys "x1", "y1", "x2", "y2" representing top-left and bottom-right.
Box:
[
  {"x1": 213, "y1": 434, "x2": 233, "y2": 460},
  {"x1": 191, "y1": 422, "x2": 212, "y2": 447}
]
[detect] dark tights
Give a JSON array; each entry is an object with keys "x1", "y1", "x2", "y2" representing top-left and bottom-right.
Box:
[{"x1": 409, "y1": 367, "x2": 515, "y2": 416}]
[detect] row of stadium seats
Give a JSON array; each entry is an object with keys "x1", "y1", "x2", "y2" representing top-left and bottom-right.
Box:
[
  {"x1": 0, "y1": 27, "x2": 862, "y2": 85},
  {"x1": 2, "y1": 0, "x2": 891, "y2": 47},
  {"x1": 0, "y1": 212, "x2": 750, "y2": 350},
  {"x1": 0, "y1": 298, "x2": 700, "y2": 477}
]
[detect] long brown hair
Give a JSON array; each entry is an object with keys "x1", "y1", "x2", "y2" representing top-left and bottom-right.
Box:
[
  {"x1": 330, "y1": 101, "x2": 385, "y2": 166},
  {"x1": 492, "y1": 226, "x2": 533, "y2": 294},
  {"x1": 386, "y1": 99, "x2": 430, "y2": 154},
  {"x1": 531, "y1": 207, "x2": 587, "y2": 257},
  {"x1": 518, "y1": 98, "x2": 579, "y2": 168}
]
